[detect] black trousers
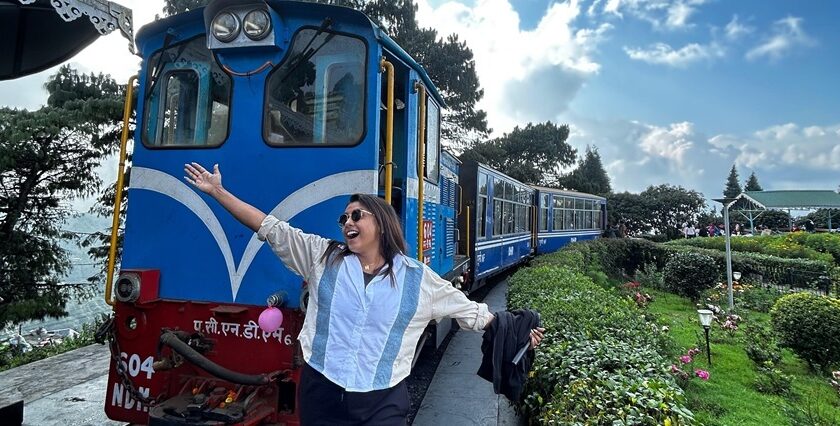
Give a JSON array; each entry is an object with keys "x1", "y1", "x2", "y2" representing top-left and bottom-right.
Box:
[{"x1": 299, "y1": 363, "x2": 409, "y2": 426}]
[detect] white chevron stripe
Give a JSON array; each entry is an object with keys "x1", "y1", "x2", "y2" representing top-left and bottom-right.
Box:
[{"x1": 131, "y1": 167, "x2": 378, "y2": 300}]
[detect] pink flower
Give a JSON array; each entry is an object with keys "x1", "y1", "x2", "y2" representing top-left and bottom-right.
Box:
[
  {"x1": 680, "y1": 355, "x2": 692, "y2": 364},
  {"x1": 695, "y1": 370, "x2": 710, "y2": 380},
  {"x1": 670, "y1": 364, "x2": 680, "y2": 373}
]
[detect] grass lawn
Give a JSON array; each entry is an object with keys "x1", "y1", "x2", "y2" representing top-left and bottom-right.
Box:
[{"x1": 647, "y1": 289, "x2": 840, "y2": 425}]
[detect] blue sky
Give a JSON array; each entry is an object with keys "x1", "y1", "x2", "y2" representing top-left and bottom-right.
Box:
[
  {"x1": 1, "y1": 0, "x2": 837, "y2": 208},
  {"x1": 417, "y1": 0, "x2": 840, "y2": 202}
]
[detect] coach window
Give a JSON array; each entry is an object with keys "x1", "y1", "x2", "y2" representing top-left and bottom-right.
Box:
[
  {"x1": 264, "y1": 29, "x2": 365, "y2": 145},
  {"x1": 540, "y1": 194, "x2": 549, "y2": 231},
  {"x1": 552, "y1": 197, "x2": 562, "y2": 230},
  {"x1": 424, "y1": 99, "x2": 441, "y2": 183},
  {"x1": 493, "y1": 178, "x2": 503, "y2": 236},
  {"x1": 477, "y1": 173, "x2": 488, "y2": 239},
  {"x1": 143, "y1": 37, "x2": 231, "y2": 147},
  {"x1": 564, "y1": 198, "x2": 574, "y2": 230}
]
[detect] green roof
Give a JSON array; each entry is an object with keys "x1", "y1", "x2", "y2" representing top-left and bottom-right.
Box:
[{"x1": 737, "y1": 190, "x2": 840, "y2": 210}]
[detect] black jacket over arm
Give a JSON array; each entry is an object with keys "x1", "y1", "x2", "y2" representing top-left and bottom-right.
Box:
[{"x1": 477, "y1": 309, "x2": 540, "y2": 402}]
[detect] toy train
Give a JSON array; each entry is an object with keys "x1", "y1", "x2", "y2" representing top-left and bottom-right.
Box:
[{"x1": 101, "y1": 1, "x2": 605, "y2": 424}]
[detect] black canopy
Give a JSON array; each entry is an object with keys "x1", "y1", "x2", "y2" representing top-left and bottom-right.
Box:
[{"x1": 0, "y1": 0, "x2": 133, "y2": 80}]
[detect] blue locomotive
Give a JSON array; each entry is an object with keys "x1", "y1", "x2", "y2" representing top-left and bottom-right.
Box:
[{"x1": 101, "y1": 1, "x2": 604, "y2": 423}]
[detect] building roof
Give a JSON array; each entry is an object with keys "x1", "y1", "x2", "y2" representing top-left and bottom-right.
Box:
[{"x1": 736, "y1": 190, "x2": 840, "y2": 210}]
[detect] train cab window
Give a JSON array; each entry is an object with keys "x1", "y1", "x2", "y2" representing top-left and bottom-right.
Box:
[
  {"x1": 477, "y1": 173, "x2": 488, "y2": 239},
  {"x1": 264, "y1": 29, "x2": 366, "y2": 145},
  {"x1": 143, "y1": 37, "x2": 232, "y2": 147},
  {"x1": 424, "y1": 100, "x2": 441, "y2": 183}
]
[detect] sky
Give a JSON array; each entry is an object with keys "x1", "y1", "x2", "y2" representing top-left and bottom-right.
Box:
[{"x1": 1, "y1": 0, "x2": 838, "y2": 210}]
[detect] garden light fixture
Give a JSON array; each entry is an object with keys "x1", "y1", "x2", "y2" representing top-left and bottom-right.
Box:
[
  {"x1": 697, "y1": 309, "x2": 713, "y2": 366},
  {"x1": 733, "y1": 271, "x2": 741, "y2": 281}
]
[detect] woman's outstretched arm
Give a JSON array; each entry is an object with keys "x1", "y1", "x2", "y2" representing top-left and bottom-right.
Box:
[{"x1": 184, "y1": 162, "x2": 266, "y2": 232}]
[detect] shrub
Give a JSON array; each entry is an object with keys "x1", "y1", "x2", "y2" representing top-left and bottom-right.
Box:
[
  {"x1": 754, "y1": 361, "x2": 792, "y2": 395},
  {"x1": 663, "y1": 251, "x2": 719, "y2": 299},
  {"x1": 635, "y1": 262, "x2": 665, "y2": 290},
  {"x1": 509, "y1": 262, "x2": 692, "y2": 425},
  {"x1": 743, "y1": 323, "x2": 782, "y2": 366},
  {"x1": 536, "y1": 337, "x2": 694, "y2": 425},
  {"x1": 770, "y1": 293, "x2": 840, "y2": 371}
]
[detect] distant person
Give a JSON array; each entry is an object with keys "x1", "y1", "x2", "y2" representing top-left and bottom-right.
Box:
[
  {"x1": 698, "y1": 225, "x2": 709, "y2": 237},
  {"x1": 684, "y1": 223, "x2": 697, "y2": 239},
  {"x1": 707, "y1": 223, "x2": 716, "y2": 237},
  {"x1": 618, "y1": 222, "x2": 627, "y2": 238},
  {"x1": 761, "y1": 226, "x2": 772, "y2": 236},
  {"x1": 805, "y1": 219, "x2": 816, "y2": 233},
  {"x1": 733, "y1": 223, "x2": 741, "y2": 235}
]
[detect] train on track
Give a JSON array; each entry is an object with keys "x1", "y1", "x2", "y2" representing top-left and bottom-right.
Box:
[{"x1": 101, "y1": 1, "x2": 605, "y2": 424}]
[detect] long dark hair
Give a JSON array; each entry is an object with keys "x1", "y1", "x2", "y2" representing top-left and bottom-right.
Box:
[{"x1": 321, "y1": 194, "x2": 407, "y2": 283}]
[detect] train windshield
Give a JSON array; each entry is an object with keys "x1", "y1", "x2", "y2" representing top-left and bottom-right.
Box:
[
  {"x1": 264, "y1": 29, "x2": 366, "y2": 145},
  {"x1": 142, "y1": 37, "x2": 232, "y2": 147}
]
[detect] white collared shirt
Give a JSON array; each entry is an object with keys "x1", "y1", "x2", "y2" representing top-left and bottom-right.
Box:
[{"x1": 257, "y1": 216, "x2": 493, "y2": 392}]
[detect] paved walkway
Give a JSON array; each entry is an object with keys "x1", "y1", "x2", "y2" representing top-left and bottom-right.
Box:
[
  {"x1": 413, "y1": 280, "x2": 523, "y2": 426},
  {"x1": 0, "y1": 343, "x2": 119, "y2": 426}
]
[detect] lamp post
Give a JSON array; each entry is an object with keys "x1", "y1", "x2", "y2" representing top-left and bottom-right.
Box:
[
  {"x1": 713, "y1": 197, "x2": 738, "y2": 311},
  {"x1": 697, "y1": 309, "x2": 714, "y2": 366}
]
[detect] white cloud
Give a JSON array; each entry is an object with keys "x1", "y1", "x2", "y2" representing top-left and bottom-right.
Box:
[
  {"x1": 599, "y1": 0, "x2": 706, "y2": 31},
  {"x1": 416, "y1": 0, "x2": 610, "y2": 133},
  {"x1": 746, "y1": 16, "x2": 815, "y2": 61},
  {"x1": 624, "y1": 41, "x2": 724, "y2": 67},
  {"x1": 724, "y1": 14, "x2": 753, "y2": 40}
]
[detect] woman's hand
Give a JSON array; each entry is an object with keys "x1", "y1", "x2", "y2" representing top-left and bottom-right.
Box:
[
  {"x1": 530, "y1": 327, "x2": 545, "y2": 349},
  {"x1": 185, "y1": 162, "x2": 223, "y2": 195}
]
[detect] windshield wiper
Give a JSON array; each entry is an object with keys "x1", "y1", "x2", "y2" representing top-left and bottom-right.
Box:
[{"x1": 278, "y1": 17, "x2": 334, "y2": 84}]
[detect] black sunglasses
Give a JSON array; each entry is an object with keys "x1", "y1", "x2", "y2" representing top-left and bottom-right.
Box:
[{"x1": 338, "y1": 208, "x2": 373, "y2": 227}]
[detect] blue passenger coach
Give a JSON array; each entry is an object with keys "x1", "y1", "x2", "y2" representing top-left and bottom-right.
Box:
[
  {"x1": 459, "y1": 160, "x2": 535, "y2": 292},
  {"x1": 532, "y1": 186, "x2": 606, "y2": 254}
]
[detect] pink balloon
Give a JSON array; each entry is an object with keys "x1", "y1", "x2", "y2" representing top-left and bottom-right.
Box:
[{"x1": 258, "y1": 307, "x2": 283, "y2": 333}]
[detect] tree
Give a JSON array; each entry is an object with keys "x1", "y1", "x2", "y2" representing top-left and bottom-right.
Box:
[
  {"x1": 0, "y1": 66, "x2": 125, "y2": 329},
  {"x1": 163, "y1": 0, "x2": 489, "y2": 148},
  {"x1": 755, "y1": 210, "x2": 791, "y2": 231},
  {"x1": 556, "y1": 146, "x2": 611, "y2": 196},
  {"x1": 724, "y1": 164, "x2": 741, "y2": 198},
  {"x1": 605, "y1": 192, "x2": 649, "y2": 235},
  {"x1": 640, "y1": 184, "x2": 707, "y2": 239},
  {"x1": 744, "y1": 171, "x2": 763, "y2": 191},
  {"x1": 460, "y1": 121, "x2": 576, "y2": 185}
]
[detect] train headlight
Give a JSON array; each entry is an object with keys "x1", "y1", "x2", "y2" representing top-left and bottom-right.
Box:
[
  {"x1": 212, "y1": 11, "x2": 241, "y2": 43},
  {"x1": 243, "y1": 9, "x2": 272, "y2": 40},
  {"x1": 115, "y1": 272, "x2": 141, "y2": 303}
]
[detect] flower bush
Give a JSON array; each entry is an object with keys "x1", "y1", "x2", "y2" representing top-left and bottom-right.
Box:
[{"x1": 669, "y1": 348, "x2": 709, "y2": 385}]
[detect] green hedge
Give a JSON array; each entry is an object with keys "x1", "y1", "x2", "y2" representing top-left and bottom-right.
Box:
[
  {"x1": 509, "y1": 258, "x2": 693, "y2": 424},
  {"x1": 666, "y1": 234, "x2": 839, "y2": 265}
]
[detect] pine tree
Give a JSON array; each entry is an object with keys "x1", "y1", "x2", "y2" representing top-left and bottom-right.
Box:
[
  {"x1": 744, "y1": 171, "x2": 763, "y2": 191},
  {"x1": 556, "y1": 146, "x2": 611, "y2": 196},
  {"x1": 723, "y1": 164, "x2": 742, "y2": 198}
]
